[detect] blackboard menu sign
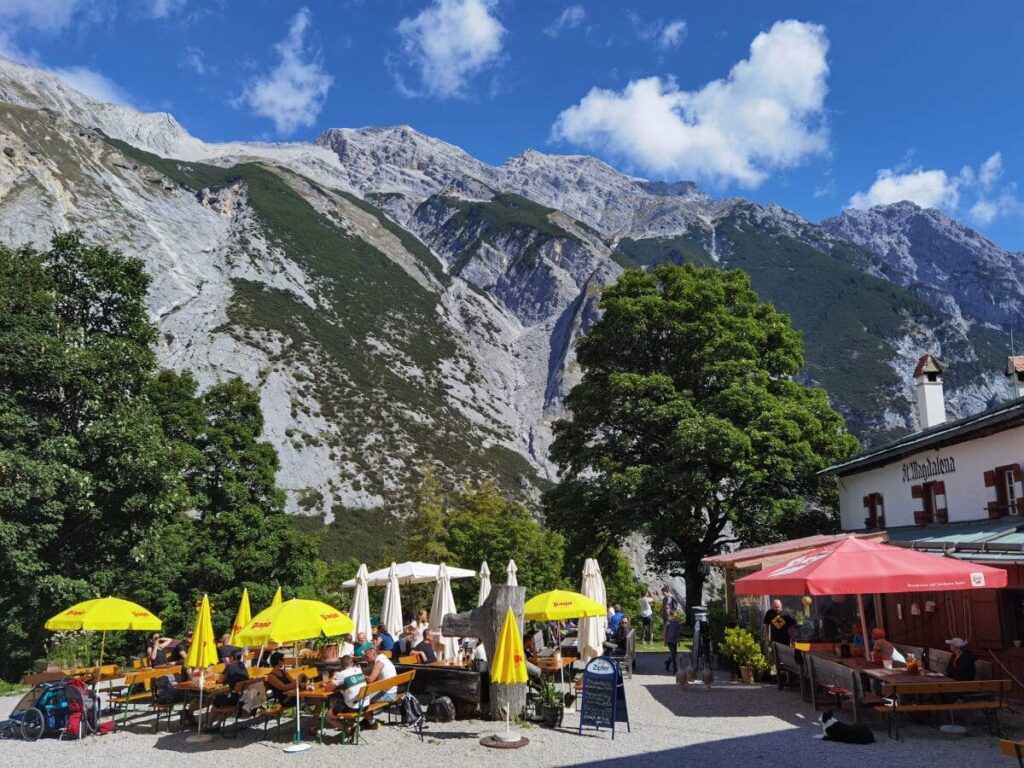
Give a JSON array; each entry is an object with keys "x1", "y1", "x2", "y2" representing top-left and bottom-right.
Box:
[{"x1": 579, "y1": 656, "x2": 629, "y2": 739}]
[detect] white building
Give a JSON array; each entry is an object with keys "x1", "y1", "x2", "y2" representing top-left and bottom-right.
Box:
[{"x1": 827, "y1": 354, "x2": 1024, "y2": 533}]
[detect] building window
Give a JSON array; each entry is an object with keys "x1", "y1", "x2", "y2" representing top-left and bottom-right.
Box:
[
  {"x1": 862, "y1": 493, "x2": 885, "y2": 530},
  {"x1": 912, "y1": 480, "x2": 947, "y2": 525},
  {"x1": 985, "y1": 464, "x2": 1023, "y2": 518}
]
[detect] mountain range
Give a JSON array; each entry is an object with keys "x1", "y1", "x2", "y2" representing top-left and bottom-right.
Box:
[{"x1": 1, "y1": 56, "x2": 1020, "y2": 542}]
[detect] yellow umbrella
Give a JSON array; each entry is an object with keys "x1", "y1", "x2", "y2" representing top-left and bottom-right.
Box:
[
  {"x1": 185, "y1": 594, "x2": 219, "y2": 741},
  {"x1": 229, "y1": 588, "x2": 252, "y2": 646},
  {"x1": 490, "y1": 608, "x2": 528, "y2": 685},
  {"x1": 186, "y1": 594, "x2": 218, "y2": 669},
  {"x1": 524, "y1": 590, "x2": 607, "y2": 621},
  {"x1": 236, "y1": 598, "x2": 354, "y2": 754},
  {"x1": 271, "y1": 586, "x2": 283, "y2": 608},
  {"x1": 46, "y1": 597, "x2": 161, "y2": 687}
]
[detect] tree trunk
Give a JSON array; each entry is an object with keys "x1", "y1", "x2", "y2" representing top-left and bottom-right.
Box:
[
  {"x1": 441, "y1": 584, "x2": 526, "y2": 720},
  {"x1": 683, "y1": 566, "x2": 706, "y2": 622}
]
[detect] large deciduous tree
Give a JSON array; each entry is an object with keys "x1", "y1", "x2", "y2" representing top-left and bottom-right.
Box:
[{"x1": 545, "y1": 264, "x2": 859, "y2": 614}]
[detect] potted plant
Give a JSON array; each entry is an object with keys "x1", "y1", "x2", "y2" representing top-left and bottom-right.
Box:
[
  {"x1": 719, "y1": 627, "x2": 769, "y2": 684},
  {"x1": 312, "y1": 635, "x2": 341, "y2": 662},
  {"x1": 536, "y1": 681, "x2": 564, "y2": 727}
]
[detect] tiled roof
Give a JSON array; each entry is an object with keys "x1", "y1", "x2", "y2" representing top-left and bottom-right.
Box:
[
  {"x1": 821, "y1": 396, "x2": 1024, "y2": 477},
  {"x1": 913, "y1": 353, "x2": 944, "y2": 378}
]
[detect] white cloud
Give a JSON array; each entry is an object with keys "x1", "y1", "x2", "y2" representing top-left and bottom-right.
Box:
[
  {"x1": 49, "y1": 66, "x2": 134, "y2": 106},
  {"x1": 658, "y1": 19, "x2": 686, "y2": 49},
  {"x1": 181, "y1": 45, "x2": 205, "y2": 75},
  {"x1": 848, "y1": 152, "x2": 1022, "y2": 225},
  {"x1": 0, "y1": 0, "x2": 78, "y2": 31},
  {"x1": 395, "y1": 0, "x2": 505, "y2": 98},
  {"x1": 552, "y1": 20, "x2": 830, "y2": 186},
  {"x1": 848, "y1": 168, "x2": 959, "y2": 210},
  {"x1": 544, "y1": 5, "x2": 585, "y2": 38},
  {"x1": 626, "y1": 12, "x2": 686, "y2": 50},
  {"x1": 243, "y1": 7, "x2": 333, "y2": 135},
  {"x1": 150, "y1": 0, "x2": 186, "y2": 19}
]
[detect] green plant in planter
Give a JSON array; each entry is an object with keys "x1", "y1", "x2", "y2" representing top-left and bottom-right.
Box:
[
  {"x1": 537, "y1": 681, "x2": 563, "y2": 708},
  {"x1": 719, "y1": 627, "x2": 769, "y2": 673}
]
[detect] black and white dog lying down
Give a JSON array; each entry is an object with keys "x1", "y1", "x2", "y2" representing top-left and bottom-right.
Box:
[{"x1": 817, "y1": 711, "x2": 875, "y2": 744}]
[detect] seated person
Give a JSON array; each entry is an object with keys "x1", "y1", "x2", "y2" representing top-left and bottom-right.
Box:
[
  {"x1": 375, "y1": 625, "x2": 395, "y2": 652},
  {"x1": 607, "y1": 605, "x2": 624, "y2": 636},
  {"x1": 177, "y1": 630, "x2": 194, "y2": 663},
  {"x1": 945, "y1": 637, "x2": 976, "y2": 681},
  {"x1": 612, "y1": 616, "x2": 632, "y2": 654},
  {"x1": 353, "y1": 631, "x2": 373, "y2": 657},
  {"x1": 851, "y1": 623, "x2": 865, "y2": 650},
  {"x1": 362, "y1": 647, "x2": 397, "y2": 729},
  {"x1": 523, "y1": 633, "x2": 539, "y2": 665},
  {"x1": 412, "y1": 629, "x2": 438, "y2": 664},
  {"x1": 339, "y1": 634, "x2": 355, "y2": 658},
  {"x1": 870, "y1": 628, "x2": 905, "y2": 663},
  {"x1": 208, "y1": 649, "x2": 250, "y2": 727},
  {"x1": 324, "y1": 655, "x2": 366, "y2": 731},
  {"x1": 263, "y1": 651, "x2": 299, "y2": 706},
  {"x1": 218, "y1": 633, "x2": 241, "y2": 661},
  {"x1": 415, "y1": 610, "x2": 430, "y2": 643},
  {"x1": 397, "y1": 624, "x2": 418, "y2": 656},
  {"x1": 146, "y1": 634, "x2": 178, "y2": 666}
]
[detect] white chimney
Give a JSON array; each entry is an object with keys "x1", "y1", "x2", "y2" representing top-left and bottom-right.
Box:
[
  {"x1": 913, "y1": 354, "x2": 946, "y2": 430},
  {"x1": 1008, "y1": 356, "x2": 1024, "y2": 400}
]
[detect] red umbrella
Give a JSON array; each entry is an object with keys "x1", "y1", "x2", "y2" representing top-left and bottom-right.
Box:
[
  {"x1": 734, "y1": 536, "x2": 1007, "y2": 595},
  {"x1": 734, "y1": 536, "x2": 1007, "y2": 657}
]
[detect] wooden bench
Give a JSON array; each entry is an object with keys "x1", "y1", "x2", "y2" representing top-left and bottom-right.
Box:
[
  {"x1": 317, "y1": 670, "x2": 416, "y2": 745},
  {"x1": 398, "y1": 655, "x2": 419, "y2": 665},
  {"x1": 1001, "y1": 738, "x2": 1024, "y2": 767},
  {"x1": 873, "y1": 679, "x2": 1010, "y2": 739},
  {"x1": 808, "y1": 655, "x2": 874, "y2": 723},
  {"x1": 773, "y1": 643, "x2": 809, "y2": 700},
  {"x1": 893, "y1": 643, "x2": 924, "y2": 662},
  {"x1": 21, "y1": 671, "x2": 65, "y2": 685},
  {"x1": 111, "y1": 667, "x2": 179, "y2": 725}
]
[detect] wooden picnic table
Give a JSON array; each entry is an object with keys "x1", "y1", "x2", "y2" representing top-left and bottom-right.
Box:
[
  {"x1": 537, "y1": 656, "x2": 574, "y2": 674},
  {"x1": 813, "y1": 652, "x2": 951, "y2": 685}
]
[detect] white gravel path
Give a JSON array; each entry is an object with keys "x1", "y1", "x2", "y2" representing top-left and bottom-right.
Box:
[{"x1": 0, "y1": 654, "x2": 1011, "y2": 767}]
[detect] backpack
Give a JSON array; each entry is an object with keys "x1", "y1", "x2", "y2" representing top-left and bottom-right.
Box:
[
  {"x1": 427, "y1": 695, "x2": 456, "y2": 723},
  {"x1": 399, "y1": 695, "x2": 426, "y2": 730},
  {"x1": 152, "y1": 675, "x2": 177, "y2": 705}
]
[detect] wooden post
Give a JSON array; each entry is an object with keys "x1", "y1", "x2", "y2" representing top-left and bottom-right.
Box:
[{"x1": 442, "y1": 584, "x2": 527, "y2": 720}]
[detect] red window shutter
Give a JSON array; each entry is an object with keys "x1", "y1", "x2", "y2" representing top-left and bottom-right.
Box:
[
  {"x1": 1017, "y1": 498, "x2": 1024, "y2": 516},
  {"x1": 984, "y1": 470, "x2": 996, "y2": 487},
  {"x1": 935, "y1": 508, "x2": 948, "y2": 524},
  {"x1": 911, "y1": 485, "x2": 924, "y2": 499},
  {"x1": 989, "y1": 500, "x2": 1005, "y2": 519},
  {"x1": 934, "y1": 481, "x2": 946, "y2": 495},
  {"x1": 1013, "y1": 464, "x2": 1023, "y2": 483},
  {"x1": 863, "y1": 495, "x2": 871, "y2": 508},
  {"x1": 914, "y1": 510, "x2": 928, "y2": 526}
]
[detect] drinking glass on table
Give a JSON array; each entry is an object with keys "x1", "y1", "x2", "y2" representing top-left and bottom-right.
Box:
[{"x1": 882, "y1": 658, "x2": 893, "y2": 670}]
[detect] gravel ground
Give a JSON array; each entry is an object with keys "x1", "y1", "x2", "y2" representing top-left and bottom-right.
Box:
[{"x1": 0, "y1": 655, "x2": 1012, "y2": 767}]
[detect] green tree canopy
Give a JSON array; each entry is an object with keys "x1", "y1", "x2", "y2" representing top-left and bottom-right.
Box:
[
  {"x1": 545, "y1": 264, "x2": 859, "y2": 613},
  {"x1": 0, "y1": 233, "x2": 321, "y2": 677}
]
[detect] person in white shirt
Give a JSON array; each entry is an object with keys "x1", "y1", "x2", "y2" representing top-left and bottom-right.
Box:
[
  {"x1": 472, "y1": 640, "x2": 488, "y2": 673},
  {"x1": 362, "y1": 647, "x2": 397, "y2": 729},
  {"x1": 338, "y1": 634, "x2": 355, "y2": 658},
  {"x1": 324, "y1": 655, "x2": 366, "y2": 730},
  {"x1": 638, "y1": 590, "x2": 654, "y2": 643}
]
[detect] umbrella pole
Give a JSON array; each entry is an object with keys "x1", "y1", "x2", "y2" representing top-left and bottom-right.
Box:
[
  {"x1": 93, "y1": 631, "x2": 106, "y2": 700},
  {"x1": 282, "y1": 641, "x2": 311, "y2": 753},
  {"x1": 857, "y1": 594, "x2": 870, "y2": 659}
]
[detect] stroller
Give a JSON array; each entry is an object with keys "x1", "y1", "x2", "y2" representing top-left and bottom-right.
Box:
[{"x1": 1, "y1": 679, "x2": 97, "y2": 741}]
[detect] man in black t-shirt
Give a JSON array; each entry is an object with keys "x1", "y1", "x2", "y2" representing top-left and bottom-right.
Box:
[
  {"x1": 412, "y1": 630, "x2": 438, "y2": 664},
  {"x1": 762, "y1": 599, "x2": 796, "y2": 650}
]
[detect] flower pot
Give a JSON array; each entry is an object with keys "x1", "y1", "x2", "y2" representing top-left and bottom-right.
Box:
[
  {"x1": 740, "y1": 665, "x2": 755, "y2": 684},
  {"x1": 541, "y1": 704, "x2": 563, "y2": 728},
  {"x1": 321, "y1": 643, "x2": 340, "y2": 662}
]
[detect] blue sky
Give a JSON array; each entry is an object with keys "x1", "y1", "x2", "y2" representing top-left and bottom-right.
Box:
[{"x1": 2, "y1": 0, "x2": 1022, "y2": 248}]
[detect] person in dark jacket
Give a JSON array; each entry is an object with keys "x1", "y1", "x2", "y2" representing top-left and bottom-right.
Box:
[
  {"x1": 944, "y1": 637, "x2": 977, "y2": 681},
  {"x1": 664, "y1": 612, "x2": 681, "y2": 673}
]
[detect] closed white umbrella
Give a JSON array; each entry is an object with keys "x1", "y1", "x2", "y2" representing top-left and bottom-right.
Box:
[
  {"x1": 478, "y1": 561, "x2": 492, "y2": 606},
  {"x1": 579, "y1": 558, "x2": 608, "y2": 661},
  {"x1": 342, "y1": 561, "x2": 476, "y2": 587},
  {"x1": 380, "y1": 562, "x2": 403, "y2": 641},
  {"x1": 429, "y1": 562, "x2": 459, "y2": 661},
  {"x1": 350, "y1": 563, "x2": 372, "y2": 640},
  {"x1": 506, "y1": 559, "x2": 518, "y2": 587}
]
